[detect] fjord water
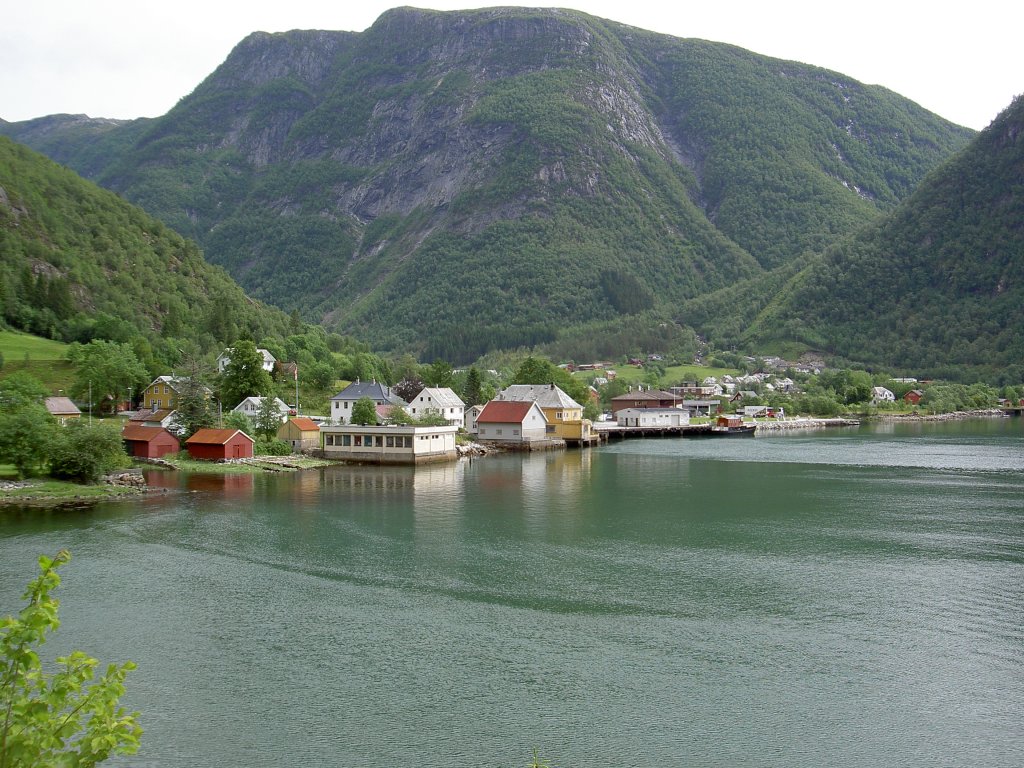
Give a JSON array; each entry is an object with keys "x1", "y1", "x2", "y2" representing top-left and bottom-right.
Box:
[{"x1": 1, "y1": 420, "x2": 1022, "y2": 767}]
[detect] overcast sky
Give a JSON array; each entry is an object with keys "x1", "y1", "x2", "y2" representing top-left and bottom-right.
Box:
[{"x1": 2, "y1": 1, "x2": 1020, "y2": 130}]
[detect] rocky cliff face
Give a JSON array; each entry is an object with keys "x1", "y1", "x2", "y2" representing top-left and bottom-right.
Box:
[{"x1": 0, "y1": 7, "x2": 975, "y2": 359}]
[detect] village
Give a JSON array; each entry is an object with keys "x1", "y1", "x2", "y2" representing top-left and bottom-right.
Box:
[{"x1": 99, "y1": 347, "x2": 883, "y2": 468}]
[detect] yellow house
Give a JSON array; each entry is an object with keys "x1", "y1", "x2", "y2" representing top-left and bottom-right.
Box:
[
  {"x1": 494, "y1": 384, "x2": 593, "y2": 443},
  {"x1": 142, "y1": 376, "x2": 211, "y2": 410},
  {"x1": 277, "y1": 417, "x2": 321, "y2": 452}
]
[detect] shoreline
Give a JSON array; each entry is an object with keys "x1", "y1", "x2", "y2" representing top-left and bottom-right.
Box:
[
  {"x1": 871, "y1": 408, "x2": 1009, "y2": 422},
  {"x1": 754, "y1": 417, "x2": 860, "y2": 431}
]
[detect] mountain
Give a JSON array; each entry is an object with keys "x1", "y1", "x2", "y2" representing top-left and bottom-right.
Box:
[
  {"x1": 692, "y1": 95, "x2": 1024, "y2": 381},
  {"x1": 0, "y1": 136, "x2": 294, "y2": 356},
  {"x1": 0, "y1": 8, "x2": 973, "y2": 361}
]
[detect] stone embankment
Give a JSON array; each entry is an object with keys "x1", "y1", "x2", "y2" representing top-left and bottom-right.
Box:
[
  {"x1": 875, "y1": 409, "x2": 1008, "y2": 422},
  {"x1": 754, "y1": 417, "x2": 860, "y2": 431},
  {"x1": 457, "y1": 441, "x2": 495, "y2": 457}
]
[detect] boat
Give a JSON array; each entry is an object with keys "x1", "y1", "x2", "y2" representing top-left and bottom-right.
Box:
[{"x1": 710, "y1": 415, "x2": 757, "y2": 436}]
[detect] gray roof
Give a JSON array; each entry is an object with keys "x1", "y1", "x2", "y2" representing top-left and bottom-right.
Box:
[
  {"x1": 411, "y1": 387, "x2": 465, "y2": 409},
  {"x1": 44, "y1": 396, "x2": 81, "y2": 415},
  {"x1": 497, "y1": 384, "x2": 582, "y2": 410},
  {"x1": 331, "y1": 381, "x2": 407, "y2": 406}
]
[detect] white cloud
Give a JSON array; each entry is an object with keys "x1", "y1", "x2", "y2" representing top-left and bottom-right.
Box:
[{"x1": 1, "y1": 1, "x2": 1019, "y2": 129}]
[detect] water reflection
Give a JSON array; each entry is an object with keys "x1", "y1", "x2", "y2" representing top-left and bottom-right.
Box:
[{"x1": 144, "y1": 470, "x2": 254, "y2": 498}]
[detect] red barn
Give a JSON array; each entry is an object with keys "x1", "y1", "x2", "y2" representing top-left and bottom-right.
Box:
[
  {"x1": 904, "y1": 389, "x2": 925, "y2": 405},
  {"x1": 184, "y1": 428, "x2": 254, "y2": 461},
  {"x1": 121, "y1": 424, "x2": 180, "y2": 459}
]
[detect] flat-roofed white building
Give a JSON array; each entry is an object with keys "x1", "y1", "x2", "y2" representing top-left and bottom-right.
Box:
[
  {"x1": 616, "y1": 408, "x2": 690, "y2": 427},
  {"x1": 319, "y1": 424, "x2": 458, "y2": 464}
]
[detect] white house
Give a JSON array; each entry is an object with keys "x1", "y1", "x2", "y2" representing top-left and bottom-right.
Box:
[
  {"x1": 232, "y1": 396, "x2": 291, "y2": 423},
  {"x1": 319, "y1": 424, "x2": 458, "y2": 464},
  {"x1": 217, "y1": 347, "x2": 277, "y2": 373},
  {"x1": 871, "y1": 386, "x2": 895, "y2": 403},
  {"x1": 464, "y1": 404, "x2": 485, "y2": 435},
  {"x1": 476, "y1": 401, "x2": 548, "y2": 442},
  {"x1": 329, "y1": 380, "x2": 407, "y2": 424},
  {"x1": 616, "y1": 408, "x2": 690, "y2": 427},
  {"x1": 407, "y1": 387, "x2": 465, "y2": 428}
]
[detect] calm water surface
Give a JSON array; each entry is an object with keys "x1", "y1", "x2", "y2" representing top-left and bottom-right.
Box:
[{"x1": 1, "y1": 420, "x2": 1022, "y2": 767}]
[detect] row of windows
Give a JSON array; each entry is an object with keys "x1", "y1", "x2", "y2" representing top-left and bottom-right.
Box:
[{"x1": 325, "y1": 434, "x2": 414, "y2": 448}]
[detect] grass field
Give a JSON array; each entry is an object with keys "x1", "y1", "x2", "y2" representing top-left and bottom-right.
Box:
[
  {"x1": 0, "y1": 330, "x2": 75, "y2": 393},
  {"x1": 0, "y1": 330, "x2": 69, "y2": 361}
]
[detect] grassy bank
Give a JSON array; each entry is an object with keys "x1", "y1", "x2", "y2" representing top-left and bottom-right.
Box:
[
  {"x1": 153, "y1": 454, "x2": 333, "y2": 474},
  {"x1": 0, "y1": 478, "x2": 147, "y2": 505}
]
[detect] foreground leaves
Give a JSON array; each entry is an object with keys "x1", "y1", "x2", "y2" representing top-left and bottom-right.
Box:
[{"x1": 0, "y1": 551, "x2": 141, "y2": 768}]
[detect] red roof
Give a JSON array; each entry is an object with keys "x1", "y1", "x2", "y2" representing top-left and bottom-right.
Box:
[
  {"x1": 288, "y1": 417, "x2": 320, "y2": 432},
  {"x1": 121, "y1": 425, "x2": 175, "y2": 442},
  {"x1": 185, "y1": 428, "x2": 253, "y2": 446},
  {"x1": 478, "y1": 401, "x2": 540, "y2": 423}
]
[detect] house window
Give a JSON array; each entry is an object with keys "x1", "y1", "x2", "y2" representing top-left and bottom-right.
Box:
[
  {"x1": 342, "y1": 435, "x2": 351, "y2": 446},
  {"x1": 344, "y1": 402, "x2": 349, "y2": 409},
  {"x1": 546, "y1": 425, "x2": 555, "y2": 433},
  {"x1": 325, "y1": 435, "x2": 334, "y2": 446},
  {"x1": 496, "y1": 428, "x2": 503, "y2": 436},
  {"x1": 354, "y1": 435, "x2": 362, "y2": 447},
  {"x1": 375, "y1": 436, "x2": 383, "y2": 447},
  {"x1": 513, "y1": 429, "x2": 520, "y2": 436},
  {"x1": 386, "y1": 436, "x2": 395, "y2": 448}
]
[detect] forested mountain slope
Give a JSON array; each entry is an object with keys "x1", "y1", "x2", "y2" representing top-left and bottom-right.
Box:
[
  {"x1": 0, "y1": 136, "x2": 293, "y2": 356},
  {"x1": 714, "y1": 95, "x2": 1024, "y2": 381},
  {"x1": 0, "y1": 8, "x2": 973, "y2": 360}
]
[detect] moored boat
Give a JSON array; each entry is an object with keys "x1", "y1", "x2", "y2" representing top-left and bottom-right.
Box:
[{"x1": 710, "y1": 415, "x2": 757, "y2": 436}]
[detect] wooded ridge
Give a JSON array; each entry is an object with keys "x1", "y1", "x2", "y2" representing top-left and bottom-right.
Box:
[{"x1": 0, "y1": 7, "x2": 975, "y2": 363}]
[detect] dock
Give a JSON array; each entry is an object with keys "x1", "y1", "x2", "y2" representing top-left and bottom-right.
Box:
[{"x1": 592, "y1": 422, "x2": 713, "y2": 440}]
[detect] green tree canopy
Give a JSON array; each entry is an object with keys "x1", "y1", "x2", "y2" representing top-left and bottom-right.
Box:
[
  {"x1": 350, "y1": 396, "x2": 378, "y2": 426},
  {"x1": 48, "y1": 421, "x2": 129, "y2": 484},
  {"x1": 462, "y1": 366, "x2": 484, "y2": 407},
  {"x1": 0, "y1": 551, "x2": 141, "y2": 767},
  {"x1": 0, "y1": 404, "x2": 53, "y2": 479},
  {"x1": 253, "y1": 397, "x2": 284, "y2": 440},
  {"x1": 219, "y1": 340, "x2": 273, "y2": 409},
  {"x1": 66, "y1": 340, "x2": 149, "y2": 415}
]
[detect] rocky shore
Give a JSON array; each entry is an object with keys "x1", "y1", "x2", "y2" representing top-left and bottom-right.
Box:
[
  {"x1": 874, "y1": 409, "x2": 1009, "y2": 422},
  {"x1": 754, "y1": 417, "x2": 860, "y2": 431}
]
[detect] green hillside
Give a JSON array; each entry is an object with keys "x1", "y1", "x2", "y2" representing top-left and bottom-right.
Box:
[
  {"x1": 0, "y1": 8, "x2": 972, "y2": 362},
  {"x1": 0, "y1": 136, "x2": 294, "y2": 367},
  {"x1": 733, "y1": 95, "x2": 1024, "y2": 381}
]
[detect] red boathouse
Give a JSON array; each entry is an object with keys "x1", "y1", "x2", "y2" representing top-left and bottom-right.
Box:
[
  {"x1": 184, "y1": 428, "x2": 254, "y2": 461},
  {"x1": 121, "y1": 424, "x2": 180, "y2": 459}
]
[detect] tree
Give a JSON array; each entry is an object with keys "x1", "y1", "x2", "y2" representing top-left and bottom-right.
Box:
[
  {"x1": 462, "y1": 366, "x2": 484, "y2": 407},
  {"x1": 0, "y1": 551, "x2": 141, "y2": 767},
  {"x1": 66, "y1": 340, "x2": 148, "y2": 415},
  {"x1": 168, "y1": 357, "x2": 216, "y2": 441},
  {"x1": 0, "y1": 371, "x2": 49, "y2": 409},
  {"x1": 222, "y1": 411, "x2": 252, "y2": 434},
  {"x1": 219, "y1": 340, "x2": 273, "y2": 410},
  {"x1": 393, "y1": 376, "x2": 424, "y2": 403},
  {"x1": 253, "y1": 397, "x2": 283, "y2": 441},
  {"x1": 350, "y1": 396, "x2": 378, "y2": 426},
  {"x1": 0, "y1": 405, "x2": 54, "y2": 479},
  {"x1": 423, "y1": 360, "x2": 454, "y2": 388},
  {"x1": 303, "y1": 361, "x2": 336, "y2": 392},
  {"x1": 47, "y1": 422, "x2": 129, "y2": 484}
]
